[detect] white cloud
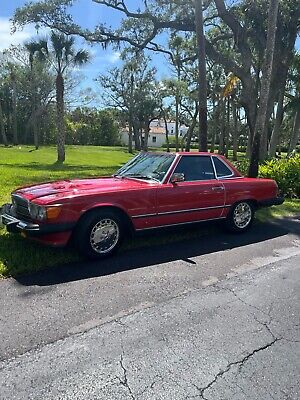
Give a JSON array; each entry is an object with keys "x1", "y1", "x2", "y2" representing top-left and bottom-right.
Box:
[
  {"x1": 0, "y1": 17, "x2": 47, "y2": 51},
  {"x1": 92, "y1": 51, "x2": 121, "y2": 64},
  {"x1": 88, "y1": 47, "x2": 98, "y2": 56},
  {"x1": 87, "y1": 51, "x2": 121, "y2": 69},
  {"x1": 106, "y1": 51, "x2": 121, "y2": 64}
]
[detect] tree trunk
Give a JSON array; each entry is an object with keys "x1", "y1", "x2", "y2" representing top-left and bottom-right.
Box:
[
  {"x1": 175, "y1": 91, "x2": 180, "y2": 152},
  {"x1": 225, "y1": 97, "x2": 230, "y2": 158},
  {"x1": 185, "y1": 107, "x2": 199, "y2": 152},
  {"x1": 185, "y1": 125, "x2": 195, "y2": 152},
  {"x1": 248, "y1": 0, "x2": 279, "y2": 178},
  {"x1": 239, "y1": 77, "x2": 258, "y2": 158},
  {"x1": 128, "y1": 74, "x2": 134, "y2": 153},
  {"x1": 32, "y1": 69, "x2": 38, "y2": 150},
  {"x1": 266, "y1": 30, "x2": 294, "y2": 157},
  {"x1": 288, "y1": 110, "x2": 300, "y2": 156},
  {"x1": 269, "y1": 86, "x2": 285, "y2": 158},
  {"x1": 259, "y1": 126, "x2": 269, "y2": 161},
  {"x1": 0, "y1": 101, "x2": 8, "y2": 146},
  {"x1": 232, "y1": 98, "x2": 238, "y2": 161},
  {"x1": 143, "y1": 123, "x2": 150, "y2": 151},
  {"x1": 185, "y1": 103, "x2": 198, "y2": 152},
  {"x1": 33, "y1": 122, "x2": 39, "y2": 150},
  {"x1": 128, "y1": 122, "x2": 133, "y2": 153},
  {"x1": 180, "y1": 134, "x2": 186, "y2": 152},
  {"x1": 162, "y1": 112, "x2": 170, "y2": 152},
  {"x1": 133, "y1": 120, "x2": 141, "y2": 151},
  {"x1": 56, "y1": 72, "x2": 65, "y2": 163},
  {"x1": 11, "y1": 71, "x2": 18, "y2": 145},
  {"x1": 28, "y1": 57, "x2": 39, "y2": 150},
  {"x1": 242, "y1": 89, "x2": 257, "y2": 158},
  {"x1": 260, "y1": 93, "x2": 276, "y2": 160},
  {"x1": 218, "y1": 99, "x2": 226, "y2": 155},
  {"x1": 195, "y1": 0, "x2": 208, "y2": 152},
  {"x1": 210, "y1": 100, "x2": 218, "y2": 154},
  {"x1": 210, "y1": 126, "x2": 216, "y2": 153}
]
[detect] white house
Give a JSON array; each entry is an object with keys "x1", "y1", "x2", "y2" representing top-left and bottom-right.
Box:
[
  {"x1": 120, "y1": 120, "x2": 189, "y2": 148},
  {"x1": 149, "y1": 119, "x2": 189, "y2": 137}
]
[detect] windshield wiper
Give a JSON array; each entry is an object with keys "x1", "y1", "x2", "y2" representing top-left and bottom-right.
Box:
[{"x1": 121, "y1": 174, "x2": 160, "y2": 182}]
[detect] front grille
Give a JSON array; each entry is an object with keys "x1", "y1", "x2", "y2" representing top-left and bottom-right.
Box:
[{"x1": 12, "y1": 194, "x2": 31, "y2": 220}]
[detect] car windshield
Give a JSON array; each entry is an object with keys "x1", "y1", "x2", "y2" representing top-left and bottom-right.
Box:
[{"x1": 115, "y1": 153, "x2": 175, "y2": 182}]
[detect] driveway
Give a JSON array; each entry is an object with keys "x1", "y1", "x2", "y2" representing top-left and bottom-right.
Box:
[{"x1": 0, "y1": 217, "x2": 299, "y2": 399}]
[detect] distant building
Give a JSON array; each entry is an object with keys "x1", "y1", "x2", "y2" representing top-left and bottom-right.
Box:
[
  {"x1": 120, "y1": 119, "x2": 189, "y2": 148},
  {"x1": 150, "y1": 119, "x2": 188, "y2": 137}
]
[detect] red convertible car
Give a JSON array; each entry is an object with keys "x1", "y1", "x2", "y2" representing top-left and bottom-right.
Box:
[{"x1": 0, "y1": 152, "x2": 284, "y2": 258}]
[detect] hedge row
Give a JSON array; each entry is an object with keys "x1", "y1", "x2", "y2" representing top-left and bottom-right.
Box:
[{"x1": 234, "y1": 155, "x2": 300, "y2": 198}]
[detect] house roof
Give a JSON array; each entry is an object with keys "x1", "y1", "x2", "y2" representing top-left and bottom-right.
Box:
[
  {"x1": 120, "y1": 126, "x2": 167, "y2": 135},
  {"x1": 149, "y1": 127, "x2": 165, "y2": 134}
]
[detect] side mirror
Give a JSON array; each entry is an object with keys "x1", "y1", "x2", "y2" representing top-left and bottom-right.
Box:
[{"x1": 170, "y1": 173, "x2": 185, "y2": 184}]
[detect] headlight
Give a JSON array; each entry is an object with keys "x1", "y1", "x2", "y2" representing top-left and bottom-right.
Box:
[
  {"x1": 29, "y1": 203, "x2": 47, "y2": 221},
  {"x1": 28, "y1": 203, "x2": 62, "y2": 221}
]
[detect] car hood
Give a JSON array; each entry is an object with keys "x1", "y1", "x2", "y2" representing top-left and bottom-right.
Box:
[{"x1": 14, "y1": 177, "x2": 154, "y2": 203}]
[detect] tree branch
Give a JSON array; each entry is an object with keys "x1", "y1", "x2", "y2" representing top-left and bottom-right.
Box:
[
  {"x1": 214, "y1": 0, "x2": 252, "y2": 71},
  {"x1": 205, "y1": 38, "x2": 248, "y2": 82}
]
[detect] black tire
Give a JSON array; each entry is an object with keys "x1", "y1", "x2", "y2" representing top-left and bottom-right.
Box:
[
  {"x1": 225, "y1": 201, "x2": 254, "y2": 233},
  {"x1": 74, "y1": 209, "x2": 124, "y2": 259}
]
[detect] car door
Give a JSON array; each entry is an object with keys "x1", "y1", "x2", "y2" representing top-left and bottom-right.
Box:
[{"x1": 155, "y1": 155, "x2": 225, "y2": 227}]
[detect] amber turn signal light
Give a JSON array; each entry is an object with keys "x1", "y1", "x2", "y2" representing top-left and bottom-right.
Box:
[{"x1": 46, "y1": 206, "x2": 62, "y2": 220}]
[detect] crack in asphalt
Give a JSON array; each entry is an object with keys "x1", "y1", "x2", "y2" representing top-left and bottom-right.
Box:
[
  {"x1": 252, "y1": 314, "x2": 276, "y2": 339},
  {"x1": 228, "y1": 293, "x2": 299, "y2": 346},
  {"x1": 215, "y1": 285, "x2": 279, "y2": 340},
  {"x1": 118, "y1": 351, "x2": 136, "y2": 400},
  {"x1": 218, "y1": 285, "x2": 267, "y2": 316},
  {"x1": 1, "y1": 251, "x2": 296, "y2": 366},
  {"x1": 135, "y1": 374, "x2": 164, "y2": 398},
  {"x1": 193, "y1": 338, "x2": 281, "y2": 400}
]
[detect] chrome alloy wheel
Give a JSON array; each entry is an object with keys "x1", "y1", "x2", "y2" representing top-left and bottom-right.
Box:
[
  {"x1": 233, "y1": 202, "x2": 252, "y2": 229},
  {"x1": 90, "y1": 218, "x2": 120, "y2": 254}
]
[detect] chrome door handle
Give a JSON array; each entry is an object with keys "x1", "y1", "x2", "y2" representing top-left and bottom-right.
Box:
[{"x1": 212, "y1": 186, "x2": 224, "y2": 191}]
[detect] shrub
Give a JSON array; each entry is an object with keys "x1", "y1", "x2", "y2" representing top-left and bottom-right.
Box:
[
  {"x1": 259, "y1": 155, "x2": 300, "y2": 198},
  {"x1": 233, "y1": 159, "x2": 250, "y2": 176},
  {"x1": 233, "y1": 155, "x2": 300, "y2": 198}
]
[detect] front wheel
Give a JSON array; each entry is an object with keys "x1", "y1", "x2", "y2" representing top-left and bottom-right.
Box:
[
  {"x1": 74, "y1": 210, "x2": 124, "y2": 259},
  {"x1": 225, "y1": 201, "x2": 254, "y2": 233}
]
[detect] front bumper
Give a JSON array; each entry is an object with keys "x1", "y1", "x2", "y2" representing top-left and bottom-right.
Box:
[
  {"x1": 0, "y1": 204, "x2": 39, "y2": 234},
  {"x1": 258, "y1": 196, "x2": 285, "y2": 208},
  {"x1": 0, "y1": 203, "x2": 75, "y2": 237}
]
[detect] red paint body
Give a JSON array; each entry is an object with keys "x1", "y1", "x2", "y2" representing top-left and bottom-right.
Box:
[{"x1": 4, "y1": 153, "x2": 279, "y2": 247}]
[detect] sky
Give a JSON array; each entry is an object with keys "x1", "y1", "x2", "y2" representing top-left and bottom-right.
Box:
[
  {"x1": 0, "y1": 0, "x2": 299, "y2": 107},
  {"x1": 0, "y1": 0, "x2": 171, "y2": 106}
]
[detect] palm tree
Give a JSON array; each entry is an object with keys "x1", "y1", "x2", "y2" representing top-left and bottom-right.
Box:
[
  {"x1": 25, "y1": 38, "x2": 48, "y2": 149},
  {"x1": 288, "y1": 100, "x2": 300, "y2": 155},
  {"x1": 287, "y1": 55, "x2": 300, "y2": 156},
  {"x1": 49, "y1": 32, "x2": 90, "y2": 162},
  {"x1": 8, "y1": 65, "x2": 18, "y2": 145},
  {"x1": 44, "y1": 32, "x2": 90, "y2": 163},
  {"x1": 195, "y1": 0, "x2": 208, "y2": 152},
  {"x1": 268, "y1": 85, "x2": 285, "y2": 158},
  {"x1": 0, "y1": 97, "x2": 8, "y2": 146}
]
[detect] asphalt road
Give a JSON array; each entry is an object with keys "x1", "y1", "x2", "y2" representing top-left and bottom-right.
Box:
[{"x1": 0, "y1": 216, "x2": 299, "y2": 399}]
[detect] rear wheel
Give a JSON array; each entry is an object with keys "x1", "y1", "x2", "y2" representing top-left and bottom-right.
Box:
[
  {"x1": 75, "y1": 210, "x2": 124, "y2": 259},
  {"x1": 225, "y1": 201, "x2": 254, "y2": 233}
]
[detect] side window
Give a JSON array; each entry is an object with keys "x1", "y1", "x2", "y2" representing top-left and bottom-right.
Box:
[
  {"x1": 213, "y1": 157, "x2": 233, "y2": 178},
  {"x1": 174, "y1": 156, "x2": 215, "y2": 181},
  {"x1": 152, "y1": 136, "x2": 157, "y2": 143}
]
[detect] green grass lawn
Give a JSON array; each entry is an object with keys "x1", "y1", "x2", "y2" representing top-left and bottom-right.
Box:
[
  {"x1": 0, "y1": 145, "x2": 132, "y2": 205},
  {"x1": 0, "y1": 145, "x2": 299, "y2": 278}
]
